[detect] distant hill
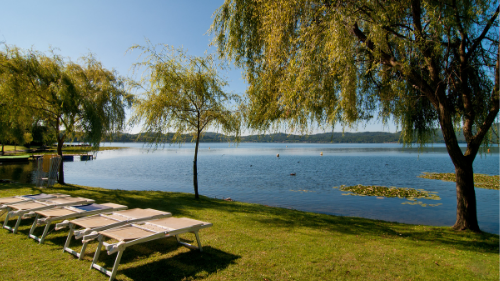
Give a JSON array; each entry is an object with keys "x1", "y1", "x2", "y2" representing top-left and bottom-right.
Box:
[
  {"x1": 80, "y1": 124, "x2": 499, "y2": 144},
  {"x1": 98, "y1": 131, "x2": 403, "y2": 143}
]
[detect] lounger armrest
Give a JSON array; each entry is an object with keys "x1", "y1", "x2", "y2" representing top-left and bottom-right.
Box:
[
  {"x1": 55, "y1": 220, "x2": 70, "y2": 230},
  {"x1": 22, "y1": 211, "x2": 37, "y2": 219},
  {"x1": 74, "y1": 228, "x2": 92, "y2": 239},
  {"x1": 105, "y1": 241, "x2": 127, "y2": 255},
  {"x1": 82, "y1": 231, "x2": 100, "y2": 243},
  {"x1": 8, "y1": 210, "x2": 26, "y2": 217},
  {"x1": 36, "y1": 217, "x2": 48, "y2": 226}
]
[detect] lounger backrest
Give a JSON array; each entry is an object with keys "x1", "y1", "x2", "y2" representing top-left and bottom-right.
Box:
[
  {"x1": 106, "y1": 208, "x2": 170, "y2": 220},
  {"x1": 147, "y1": 217, "x2": 205, "y2": 230}
]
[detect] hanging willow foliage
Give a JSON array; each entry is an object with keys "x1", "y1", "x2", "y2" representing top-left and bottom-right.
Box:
[{"x1": 211, "y1": 0, "x2": 499, "y2": 231}]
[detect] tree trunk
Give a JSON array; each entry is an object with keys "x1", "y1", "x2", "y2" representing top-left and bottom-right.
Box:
[
  {"x1": 452, "y1": 160, "x2": 480, "y2": 232},
  {"x1": 436, "y1": 98, "x2": 481, "y2": 232},
  {"x1": 57, "y1": 137, "x2": 65, "y2": 184},
  {"x1": 193, "y1": 131, "x2": 200, "y2": 199},
  {"x1": 1, "y1": 144, "x2": 4, "y2": 156}
]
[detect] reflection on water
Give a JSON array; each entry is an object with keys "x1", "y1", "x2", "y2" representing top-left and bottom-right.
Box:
[
  {"x1": 0, "y1": 162, "x2": 37, "y2": 183},
  {"x1": 1, "y1": 143, "x2": 498, "y2": 234}
]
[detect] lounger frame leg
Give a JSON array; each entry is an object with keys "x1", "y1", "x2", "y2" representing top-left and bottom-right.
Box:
[
  {"x1": 63, "y1": 224, "x2": 79, "y2": 256},
  {"x1": 91, "y1": 235, "x2": 124, "y2": 281},
  {"x1": 28, "y1": 215, "x2": 51, "y2": 244},
  {"x1": 79, "y1": 242, "x2": 89, "y2": 260},
  {"x1": 63, "y1": 225, "x2": 74, "y2": 249},
  {"x1": 28, "y1": 214, "x2": 39, "y2": 238},
  {"x1": 109, "y1": 250, "x2": 124, "y2": 281},
  {"x1": 13, "y1": 216, "x2": 23, "y2": 233},
  {"x1": 176, "y1": 231, "x2": 203, "y2": 251},
  {"x1": 2, "y1": 210, "x2": 11, "y2": 230},
  {"x1": 194, "y1": 231, "x2": 202, "y2": 251},
  {"x1": 38, "y1": 222, "x2": 51, "y2": 244},
  {"x1": 3, "y1": 211, "x2": 25, "y2": 233},
  {"x1": 91, "y1": 235, "x2": 104, "y2": 270}
]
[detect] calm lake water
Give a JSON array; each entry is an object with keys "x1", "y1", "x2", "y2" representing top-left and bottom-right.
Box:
[{"x1": 2, "y1": 142, "x2": 499, "y2": 234}]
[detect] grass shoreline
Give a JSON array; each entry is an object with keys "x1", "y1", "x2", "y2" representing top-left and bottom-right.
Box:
[{"x1": 0, "y1": 182, "x2": 498, "y2": 280}]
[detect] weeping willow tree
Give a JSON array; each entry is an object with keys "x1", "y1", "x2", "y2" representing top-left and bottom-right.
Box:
[
  {"x1": 129, "y1": 43, "x2": 241, "y2": 199},
  {"x1": 0, "y1": 52, "x2": 34, "y2": 155},
  {"x1": 0, "y1": 46, "x2": 132, "y2": 183},
  {"x1": 211, "y1": 0, "x2": 499, "y2": 232},
  {"x1": 0, "y1": 92, "x2": 33, "y2": 155}
]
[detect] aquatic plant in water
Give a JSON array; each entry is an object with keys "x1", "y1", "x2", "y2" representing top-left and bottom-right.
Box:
[
  {"x1": 334, "y1": 185, "x2": 441, "y2": 207},
  {"x1": 418, "y1": 172, "x2": 499, "y2": 190}
]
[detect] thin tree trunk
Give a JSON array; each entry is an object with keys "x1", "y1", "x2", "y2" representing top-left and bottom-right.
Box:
[
  {"x1": 193, "y1": 131, "x2": 200, "y2": 199},
  {"x1": 57, "y1": 137, "x2": 65, "y2": 184},
  {"x1": 452, "y1": 160, "x2": 480, "y2": 232},
  {"x1": 1, "y1": 144, "x2": 4, "y2": 156}
]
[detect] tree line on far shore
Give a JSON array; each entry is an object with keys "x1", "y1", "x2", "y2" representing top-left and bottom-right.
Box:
[{"x1": 74, "y1": 125, "x2": 498, "y2": 144}]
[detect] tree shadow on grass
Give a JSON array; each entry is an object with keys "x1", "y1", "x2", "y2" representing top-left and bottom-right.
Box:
[
  {"x1": 0, "y1": 182, "x2": 41, "y2": 192},
  {"x1": 98, "y1": 242, "x2": 239, "y2": 281}
]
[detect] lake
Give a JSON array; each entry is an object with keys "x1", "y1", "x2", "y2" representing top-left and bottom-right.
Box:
[{"x1": 2, "y1": 142, "x2": 499, "y2": 234}]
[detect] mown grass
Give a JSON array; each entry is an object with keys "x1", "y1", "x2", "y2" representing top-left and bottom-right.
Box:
[
  {"x1": 2, "y1": 145, "x2": 30, "y2": 152},
  {"x1": 419, "y1": 172, "x2": 500, "y2": 190},
  {"x1": 0, "y1": 182, "x2": 498, "y2": 281}
]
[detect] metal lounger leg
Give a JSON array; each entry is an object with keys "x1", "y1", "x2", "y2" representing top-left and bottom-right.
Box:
[
  {"x1": 28, "y1": 214, "x2": 40, "y2": 237},
  {"x1": 3, "y1": 210, "x2": 11, "y2": 230},
  {"x1": 91, "y1": 235, "x2": 104, "y2": 269},
  {"x1": 38, "y1": 222, "x2": 52, "y2": 244},
  {"x1": 13, "y1": 215, "x2": 23, "y2": 234},
  {"x1": 175, "y1": 231, "x2": 203, "y2": 251},
  {"x1": 109, "y1": 250, "x2": 124, "y2": 281},
  {"x1": 79, "y1": 241, "x2": 89, "y2": 260},
  {"x1": 63, "y1": 224, "x2": 75, "y2": 253},
  {"x1": 194, "y1": 231, "x2": 203, "y2": 252}
]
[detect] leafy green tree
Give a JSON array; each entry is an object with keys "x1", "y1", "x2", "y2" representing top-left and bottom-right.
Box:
[
  {"x1": 129, "y1": 43, "x2": 241, "y2": 199},
  {"x1": 212, "y1": 0, "x2": 499, "y2": 231},
  {"x1": 0, "y1": 60, "x2": 33, "y2": 155},
  {"x1": 0, "y1": 46, "x2": 132, "y2": 183}
]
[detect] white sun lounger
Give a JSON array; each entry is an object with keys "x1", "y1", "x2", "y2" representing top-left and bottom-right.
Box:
[
  {"x1": 28, "y1": 203, "x2": 128, "y2": 244},
  {"x1": 0, "y1": 193, "x2": 70, "y2": 211},
  {"x1": 58, "y1": 208, "x2": 171, "y2": 259},
  {"x1": 2, "y1": 197, "x2": 95, "y2": 233},
  {"x1": 89, "y1": 217, "x2": 212, "y2": 281}
]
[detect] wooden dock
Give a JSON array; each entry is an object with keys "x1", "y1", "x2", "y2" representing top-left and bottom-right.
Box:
[
  {"x1": 0, "y1": 155, "x2": 30, "y2": 163},
  {"x1": 29, "y1": 154, "x2": 94, "y2": 161}
]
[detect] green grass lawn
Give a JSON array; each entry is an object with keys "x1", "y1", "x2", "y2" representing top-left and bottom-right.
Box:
[
  {"x1": 0, "y1": 182, "x2": 498, "y2": 281},
  {"x1": 2, "y1": 145, "x2": 30, "y2": 152}
]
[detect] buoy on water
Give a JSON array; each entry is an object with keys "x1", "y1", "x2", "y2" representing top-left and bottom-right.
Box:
[
  {"x1": 320, "y1": 152, "x2": 323, "y2": 156},
  {"x1": 276, "y1": 153, "x2": 280, "y2": 158}
]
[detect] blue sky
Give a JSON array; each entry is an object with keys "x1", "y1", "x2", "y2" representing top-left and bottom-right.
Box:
[{"x1": 0, "y1": 0, "x2": 396, "y2": 134}]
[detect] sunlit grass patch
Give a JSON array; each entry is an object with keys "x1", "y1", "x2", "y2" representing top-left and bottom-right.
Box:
[{"x1": 419, "y1": 172, "x2": 499, "y2": 190}]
